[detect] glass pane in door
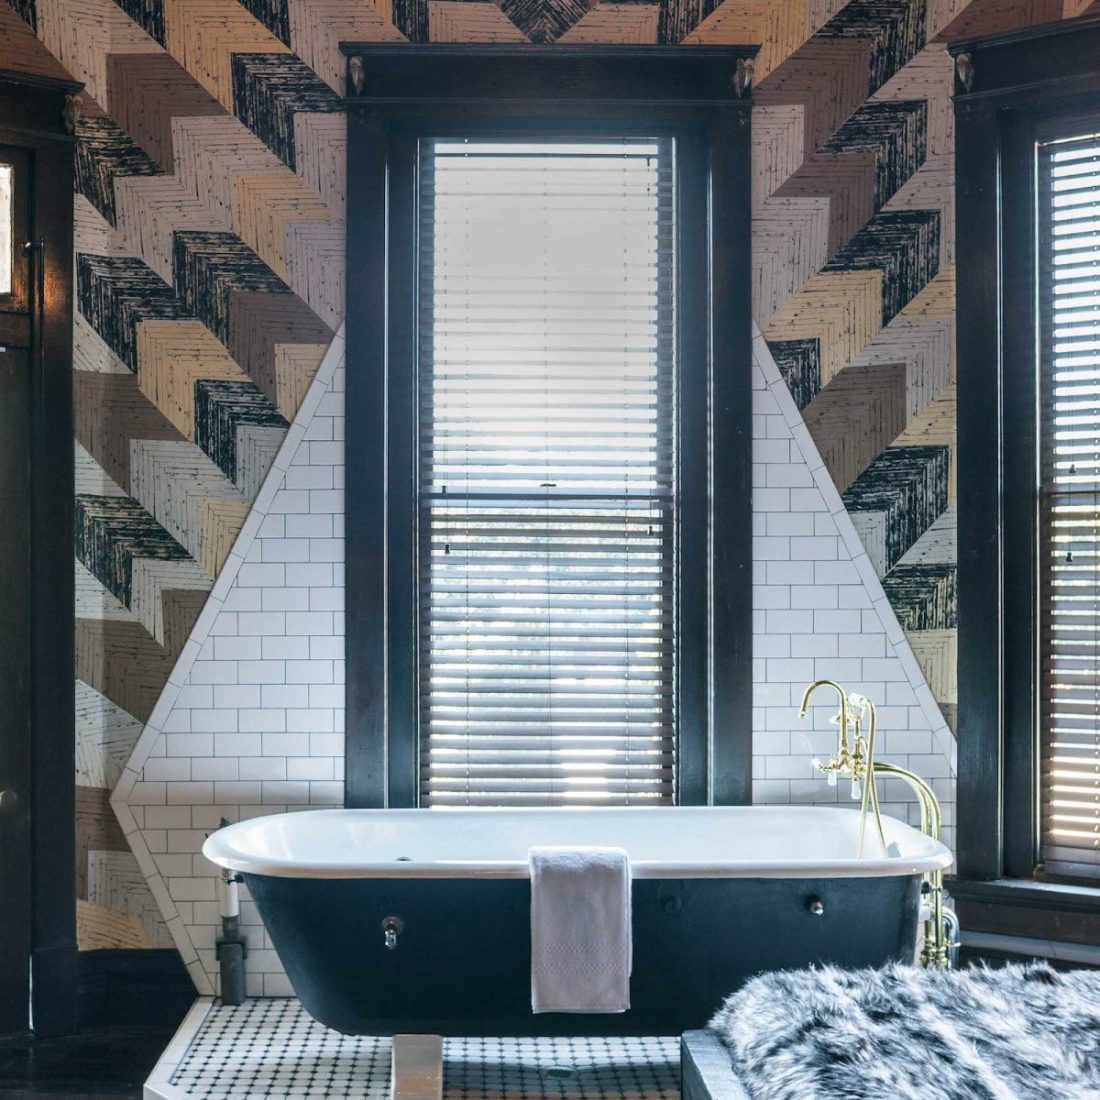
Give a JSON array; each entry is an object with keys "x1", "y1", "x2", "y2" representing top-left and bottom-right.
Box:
[{"x1": 0, "y1": 163, "x2": 11, "y2": 296}]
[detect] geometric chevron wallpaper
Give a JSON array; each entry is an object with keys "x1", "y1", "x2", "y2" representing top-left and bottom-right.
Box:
[{"x1": 0, "y1": 0, "x2": 1088, "y2": 950}]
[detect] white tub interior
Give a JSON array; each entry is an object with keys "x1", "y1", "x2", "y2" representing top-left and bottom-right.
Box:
[{"x1": 203, "y1": 805, "x2": 952, "y2": 880}]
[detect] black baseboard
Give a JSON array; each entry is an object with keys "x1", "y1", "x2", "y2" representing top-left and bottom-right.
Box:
[
  {"x1": 77, "y1": 949, "x2": 195, "y2": 1031},
  {"x1": 31, "y1": 943, "x2": 78, "y2": 1037}
]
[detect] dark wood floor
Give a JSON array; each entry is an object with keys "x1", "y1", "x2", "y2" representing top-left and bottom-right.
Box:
[{"x1": 0, "y1": 1027, "x2": 176, "y2": 1099}]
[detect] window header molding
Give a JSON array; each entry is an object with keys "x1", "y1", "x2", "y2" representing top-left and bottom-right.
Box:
[
  {"x1": 338, "y1": 44, "x2": 760, "y2": 110},
  {"x1": 0, "y1": 69, "x2": 84, "y2": 145},
  {"x1": 947, "y1": 13, "x2": 1100, "y2": 102}
]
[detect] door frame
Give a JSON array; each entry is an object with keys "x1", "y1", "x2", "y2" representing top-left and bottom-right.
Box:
[{"x1": 0, "y1": 67, "x2": 82, "y2": 1040}]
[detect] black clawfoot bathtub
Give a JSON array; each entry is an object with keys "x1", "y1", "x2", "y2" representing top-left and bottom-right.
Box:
[{"x1": 203, "y1": 805, "x2": 952, "y2": 1036}]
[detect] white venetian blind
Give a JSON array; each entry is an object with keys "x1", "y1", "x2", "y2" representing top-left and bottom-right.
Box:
[
  {"x1": 417, "y1": 137, "x2": 677, "y2": 807},
  {"x1": 1039, "y1": 130, "x2": 1100, "y2": 880}
]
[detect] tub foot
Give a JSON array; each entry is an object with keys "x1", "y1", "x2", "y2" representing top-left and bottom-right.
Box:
[{"x1": 391, "y1": 1034, "x2": 443, "y2": 1100}]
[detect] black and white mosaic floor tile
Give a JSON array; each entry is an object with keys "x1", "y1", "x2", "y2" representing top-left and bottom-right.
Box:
[
  {"x1": 169, "y1": 1000, "x2": 679, "y2": 1099},
  {"x1": 445, "y1": 1035, "x2": 679, "y2": 1099}
]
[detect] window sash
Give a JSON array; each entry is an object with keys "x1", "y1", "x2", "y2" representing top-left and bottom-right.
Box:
[
  {"x1": 1038, "y1": 130, "x2": 1100, "y2": 880},
  {"x1": 416, "y1": 137, "x2": 679, "y2": 807}
]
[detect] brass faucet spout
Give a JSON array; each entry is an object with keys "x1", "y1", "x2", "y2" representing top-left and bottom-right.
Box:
[{"x1": 798, "y1": 678, "x2": 848, "y2": 726}]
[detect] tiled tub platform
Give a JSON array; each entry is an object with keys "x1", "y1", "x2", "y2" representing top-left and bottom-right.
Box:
[{"x1": 146, "y1": 999, "x2": 680, "y2": 1100}]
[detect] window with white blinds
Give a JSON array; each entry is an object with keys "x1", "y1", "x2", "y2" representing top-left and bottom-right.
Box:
[
  {"x1": 1038, "y1": 130, "x2": 1100, "y2": 879},
  {"x1": 416, "y1": 138, "x2": 677, "y2": 807}
]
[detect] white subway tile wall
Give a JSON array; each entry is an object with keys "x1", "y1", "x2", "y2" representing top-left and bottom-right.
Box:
[{"x1": 111, "y1": 326, "x2": 955, "y2": 994}]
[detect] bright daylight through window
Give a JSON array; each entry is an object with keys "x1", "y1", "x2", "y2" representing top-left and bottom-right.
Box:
[
  {"x1": 416, "y1": 139, "x2": 677, "y2": 807},
  {"x1": 1039, "y1": 129, "x2": 1100, "y2": 880}
]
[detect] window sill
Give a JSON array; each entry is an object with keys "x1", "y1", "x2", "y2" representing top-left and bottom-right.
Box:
[{"x1": 948, "y1": 876, "x2": 1100, "y2": 946}]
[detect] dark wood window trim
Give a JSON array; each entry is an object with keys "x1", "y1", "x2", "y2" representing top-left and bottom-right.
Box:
[
  {"x1": 340, "y1": 45, "x2": 757, "y2": 809},
  {"x1": 949, "y1": 877, "x2": 1100, "y2": 950},
  {"x1": 952, "y1": 16, "x2": 1100, "y2": 934}
]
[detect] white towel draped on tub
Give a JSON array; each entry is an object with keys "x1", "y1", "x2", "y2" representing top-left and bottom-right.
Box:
[{"x1": 529, "y1": 846, "x2": 632, "y2": 1014}]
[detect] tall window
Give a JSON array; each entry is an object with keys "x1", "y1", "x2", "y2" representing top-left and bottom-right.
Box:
[
  {"x1": 1038, "y1": 130, "x2": 1100, "y2": 880},
  {"x1": 417, "y1": 139, "x2": 676, "y2": 806},
  {"x1": 343, "y1": 46, "x2": 755, "y2": 810},
  {"x1": 953, "y1": 21, "x2": 1100, "y2": 943}
]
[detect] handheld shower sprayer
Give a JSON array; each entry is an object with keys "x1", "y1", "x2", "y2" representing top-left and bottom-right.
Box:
[{"x1": 798, "y1": 681, "x2": 887, "y2": 857}]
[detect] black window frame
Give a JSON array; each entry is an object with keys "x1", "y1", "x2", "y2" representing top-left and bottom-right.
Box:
[
  {"x1": 341, "y1": 45, "x2": 756, "y2": 810},
  {"x1": 952, "y1": 15, "x2": 1100, "y2": 941}
]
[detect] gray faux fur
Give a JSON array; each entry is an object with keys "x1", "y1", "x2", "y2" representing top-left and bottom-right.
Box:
[{"x1": 710, "y1": 962, "x2": 1100, "y2": 1099}]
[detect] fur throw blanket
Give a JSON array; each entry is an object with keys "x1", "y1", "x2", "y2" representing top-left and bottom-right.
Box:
[{"x1": 710, "y1": 962, "x2": 1100, "y2": 1099}]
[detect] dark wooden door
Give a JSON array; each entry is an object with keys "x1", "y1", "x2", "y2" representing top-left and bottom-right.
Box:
[
  {"x1": 0, "y1": 345, "x2": 33, "y2": 1034},
  {"x1": 0, "y1": 142, "x2": 35, "y2": 1036},
  {"x1": 0, "y1": 82, "x2": 80, "y2": 1037}
]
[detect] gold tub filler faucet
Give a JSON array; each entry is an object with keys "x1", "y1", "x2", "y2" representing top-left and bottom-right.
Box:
[{"x1": 798, "y1": 679, "x2": 957, "y2": 969}]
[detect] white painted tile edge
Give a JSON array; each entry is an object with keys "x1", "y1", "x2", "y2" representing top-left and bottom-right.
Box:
[
  {"x1": 144, "y1": 997, "x2": 214, "y2": 1100},
  {"x1": 752, "y1": 323, "x2": 958, "y2": 775},
  {"x1": 111, "y1": 325, "x2": 346, "y2": 796},
  {"x1": 144, "y1": 1082, "x2": 190, "y2": 1100}
]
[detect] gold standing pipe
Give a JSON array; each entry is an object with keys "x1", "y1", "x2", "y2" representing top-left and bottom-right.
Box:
[
  {"x1": 798, "y1": 680, "x2": 954, "y2": 969},
  {"x1": 872, "y1": 761, "x2": 949, "y2": 968}
]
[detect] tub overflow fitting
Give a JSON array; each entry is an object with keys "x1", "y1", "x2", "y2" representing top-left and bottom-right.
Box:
[{"x1": 382, "y1": 915, "x2": 404, "y2": 950}]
